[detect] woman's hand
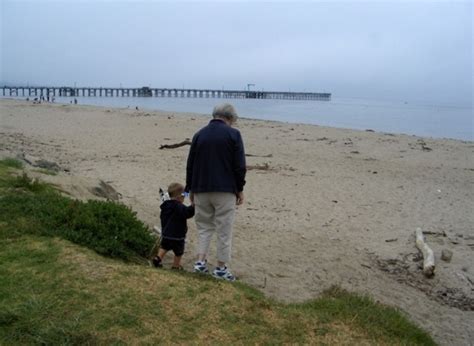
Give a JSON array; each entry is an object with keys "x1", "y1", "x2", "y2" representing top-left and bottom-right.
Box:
[{"x1": 236, "y1": 191, "x2": 244, "y2": 205}]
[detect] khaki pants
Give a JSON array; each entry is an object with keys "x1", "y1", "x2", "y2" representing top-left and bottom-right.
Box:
[{"x1": 194, "y1": 192, "x2": 236, "y2": 263}]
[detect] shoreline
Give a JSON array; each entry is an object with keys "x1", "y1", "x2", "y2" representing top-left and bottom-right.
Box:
[
  {"x1": 2, "y1": 96, "x2": 471, "y2": 142},
  {"x1": 1, "y1": 98, "x2": 473, "y2": 344}
]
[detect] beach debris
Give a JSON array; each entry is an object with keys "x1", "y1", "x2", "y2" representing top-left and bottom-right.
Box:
[
  {"x1": 415, "y1": 227, "x2": 435, "y2": 277},
  {"x1": 246, "y1": 153, "x2": 273, "y2": 158},
  {"x1": 365, "y1": 129, "x2": 375, "y2": 132},
  {"x1": 247, "y1": 163, "x2": 271, "y2": 171},
  {"x1": 159, "y1": 139, "x2": 191, "y2": 149},
  {"x1": 19, "y1": 152, "x2": 62, "y2": 172},
  {"x1": 91, "y1": 180, "x2": 120, "y2": 201},
  {"x1": 373, "y1": 254, "x2": 474, "y2": 310},
  {"x1": 441, "y1": 249, "x2": 453, "y2": 262},
  {"x1": 434, "y1": 287, "x2": 474, "y2": 311},
  {"x1": 385, "y1": 238, "x2": 398, "y2": 242},
  {"x1": 35, "y1": 159, "x2": 62, "y2": 172},
  {"x1": 416, "y1": 139, "x2": 432, "y2": 151},
  {"x1": 422, "y1": 230, "x2": 447, "y2": 237},
  {"x1": 350, "y1": 150, "x2": 360, "y2": 154}
]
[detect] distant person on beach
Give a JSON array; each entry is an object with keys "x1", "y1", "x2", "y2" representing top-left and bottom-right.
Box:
[
  {"x1": 152, "y1": 183, "x2": 195, "y2": 270},
  {"x1": 186, "y1": 103, "x2": 246, "y2": 281},
  {"x1": 74, "y1": 98, "x2": 77, "y2": 104}
]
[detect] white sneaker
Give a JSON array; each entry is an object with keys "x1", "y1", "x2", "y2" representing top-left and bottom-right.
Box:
[
  {"x1": 212, "y1": 266, "x2": 236, "y2": 282},
  {"x1": 193, "y1": 260, "x2": 209, "y2": 273}
]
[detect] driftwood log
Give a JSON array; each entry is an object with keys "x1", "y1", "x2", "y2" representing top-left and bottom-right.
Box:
[
  {"x1": 159, "y1": 139, "x2": 191, "y2": 149},
  {"x1": 246, "y1": 153, "x2": 273, "y2": 158},
  {"x1": 415, "y1": 227, "x2": 435, "y2": 277}
]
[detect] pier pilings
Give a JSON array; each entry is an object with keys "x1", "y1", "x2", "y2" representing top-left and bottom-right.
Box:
[{"x1": 2, "y1": 86, "x2": 331, "y2": 101}]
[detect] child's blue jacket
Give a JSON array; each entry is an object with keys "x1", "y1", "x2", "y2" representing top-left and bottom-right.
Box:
[{"x1": 160, "y1": 200, "x2": 195, "y2": 240}]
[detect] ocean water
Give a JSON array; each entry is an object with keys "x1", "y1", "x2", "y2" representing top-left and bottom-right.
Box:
[{"x1": 5, "y1": 95, "x2": 473, "y2": 141}]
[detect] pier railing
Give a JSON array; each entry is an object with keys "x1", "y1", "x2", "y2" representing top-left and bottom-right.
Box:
[{"x1": 2, "y1": 86, "x2": 331, "y2": 101}]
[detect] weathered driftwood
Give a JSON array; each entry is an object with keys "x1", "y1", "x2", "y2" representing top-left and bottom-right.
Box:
[
  {"x1": 422, "y1": 230, "x2": 447, "y2": 237},
  {"x1": 415, "y1": 227, "x2": 435, "y2": 277},
  {"x1": 159, "y1": 139, "x2": 191, "y2": 149},
  {"x1": 246, "y1": 153, "x2": 273, "y2": 158}
]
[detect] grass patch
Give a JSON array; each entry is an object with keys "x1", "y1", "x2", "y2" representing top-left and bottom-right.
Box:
[
  {"x1": 0, "y1": 157, "x2": 436, "y2": 344},
  {"x1": 288, "y1": 286, "x2": 435, "y2": 344},
  {"x1": 0, "y1": 159, "x2": 155, "y2": 262},
  {"x1": 0, "y1": 157, "x2": 23, "y2": 169},
  {"x1": 0, "y1": 236, "x2": 435, "y2": 345}
]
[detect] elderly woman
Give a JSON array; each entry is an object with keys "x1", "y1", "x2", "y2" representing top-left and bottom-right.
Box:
[{"x1": 185, "y1": 103, "x2": 246, "y2": 281}]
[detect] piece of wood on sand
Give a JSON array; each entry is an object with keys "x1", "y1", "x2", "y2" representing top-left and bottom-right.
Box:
[
  {"x1": 159, "y1": 139, "x2": 191, "y2": 149},
  {"x1": 415, "y1": 227, "x2": 435, "y2": 277}
]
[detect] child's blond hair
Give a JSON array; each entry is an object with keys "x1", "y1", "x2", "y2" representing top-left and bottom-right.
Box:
[{"x1": 168, "y1": 183, "x2": 184, "y2": 199}]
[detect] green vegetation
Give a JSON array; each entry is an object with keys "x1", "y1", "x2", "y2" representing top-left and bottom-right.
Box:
[
  {"x1": 0, "y1": 157, "x2": 23, "y2": 169},
  {"x1": 0, "y1": 158, "x2": 436, "y2": 345},
  {"x1": 0, "y1": 159, "x2": 155, "y2": 262}
]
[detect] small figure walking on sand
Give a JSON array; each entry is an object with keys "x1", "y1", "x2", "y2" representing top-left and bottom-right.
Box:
[{"x1": 152, "y1": 183, "x2": 195, "y2": 270}]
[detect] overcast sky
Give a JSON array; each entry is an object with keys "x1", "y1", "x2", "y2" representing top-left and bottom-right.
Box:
[{"x1": 1, "y1": 0, "x2": 472, "y2": 105}]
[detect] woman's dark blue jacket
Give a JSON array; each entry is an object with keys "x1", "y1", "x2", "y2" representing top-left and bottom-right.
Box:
[{"x1": 186, "y1": 119, "x2": 246, "y2": 194}]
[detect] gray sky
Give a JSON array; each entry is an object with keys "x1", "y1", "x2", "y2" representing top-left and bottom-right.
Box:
[{"x1": 1, "y1": 0, "x2": 472, "y2": 105}]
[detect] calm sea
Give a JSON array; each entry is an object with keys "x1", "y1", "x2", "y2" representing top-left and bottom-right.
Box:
[{"x1": 6, "y1": 96, "x2": 473, "y2": 141}]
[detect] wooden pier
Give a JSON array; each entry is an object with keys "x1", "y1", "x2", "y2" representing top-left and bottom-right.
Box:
[{"x1": 1, "y1": 86, "x2": 331, "y2": 101}]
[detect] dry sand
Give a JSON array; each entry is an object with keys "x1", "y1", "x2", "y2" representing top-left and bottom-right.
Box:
[{"x1": 1, "y1": 99, "x2": 473, "y2": 345}]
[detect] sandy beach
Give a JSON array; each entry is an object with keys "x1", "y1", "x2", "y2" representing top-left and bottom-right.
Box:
[{"x1": 1, "y1": 98, "x2": 473, "y2": 345}]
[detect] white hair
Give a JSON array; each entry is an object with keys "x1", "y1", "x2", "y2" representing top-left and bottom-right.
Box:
[{"x1": 212, "y1": 103, "x2": 238, "y2": 123}]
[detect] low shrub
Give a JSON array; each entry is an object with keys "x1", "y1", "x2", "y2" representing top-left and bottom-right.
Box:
[
  {"x1": 62, "y1": 199, "x2": 155, "y2": 260},
  {"x1": 0, "y1": 173, "x2": 156, "y2": 262}
]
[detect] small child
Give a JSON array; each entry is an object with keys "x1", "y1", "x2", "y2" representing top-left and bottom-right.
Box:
[{"x1": 153, "y1": 183, "x2": 195, "y2": 270}]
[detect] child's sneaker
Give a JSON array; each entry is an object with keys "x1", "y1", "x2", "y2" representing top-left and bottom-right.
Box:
[
  {"x1": 152, "y1": 256, "x2": 163, "y2": 268},
  {"x1": 212, "y1": 266, "x2": 236, "y2": 282},
  {"x1": 193, "y1": 260, "x2": 209, "y2": 273}
]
